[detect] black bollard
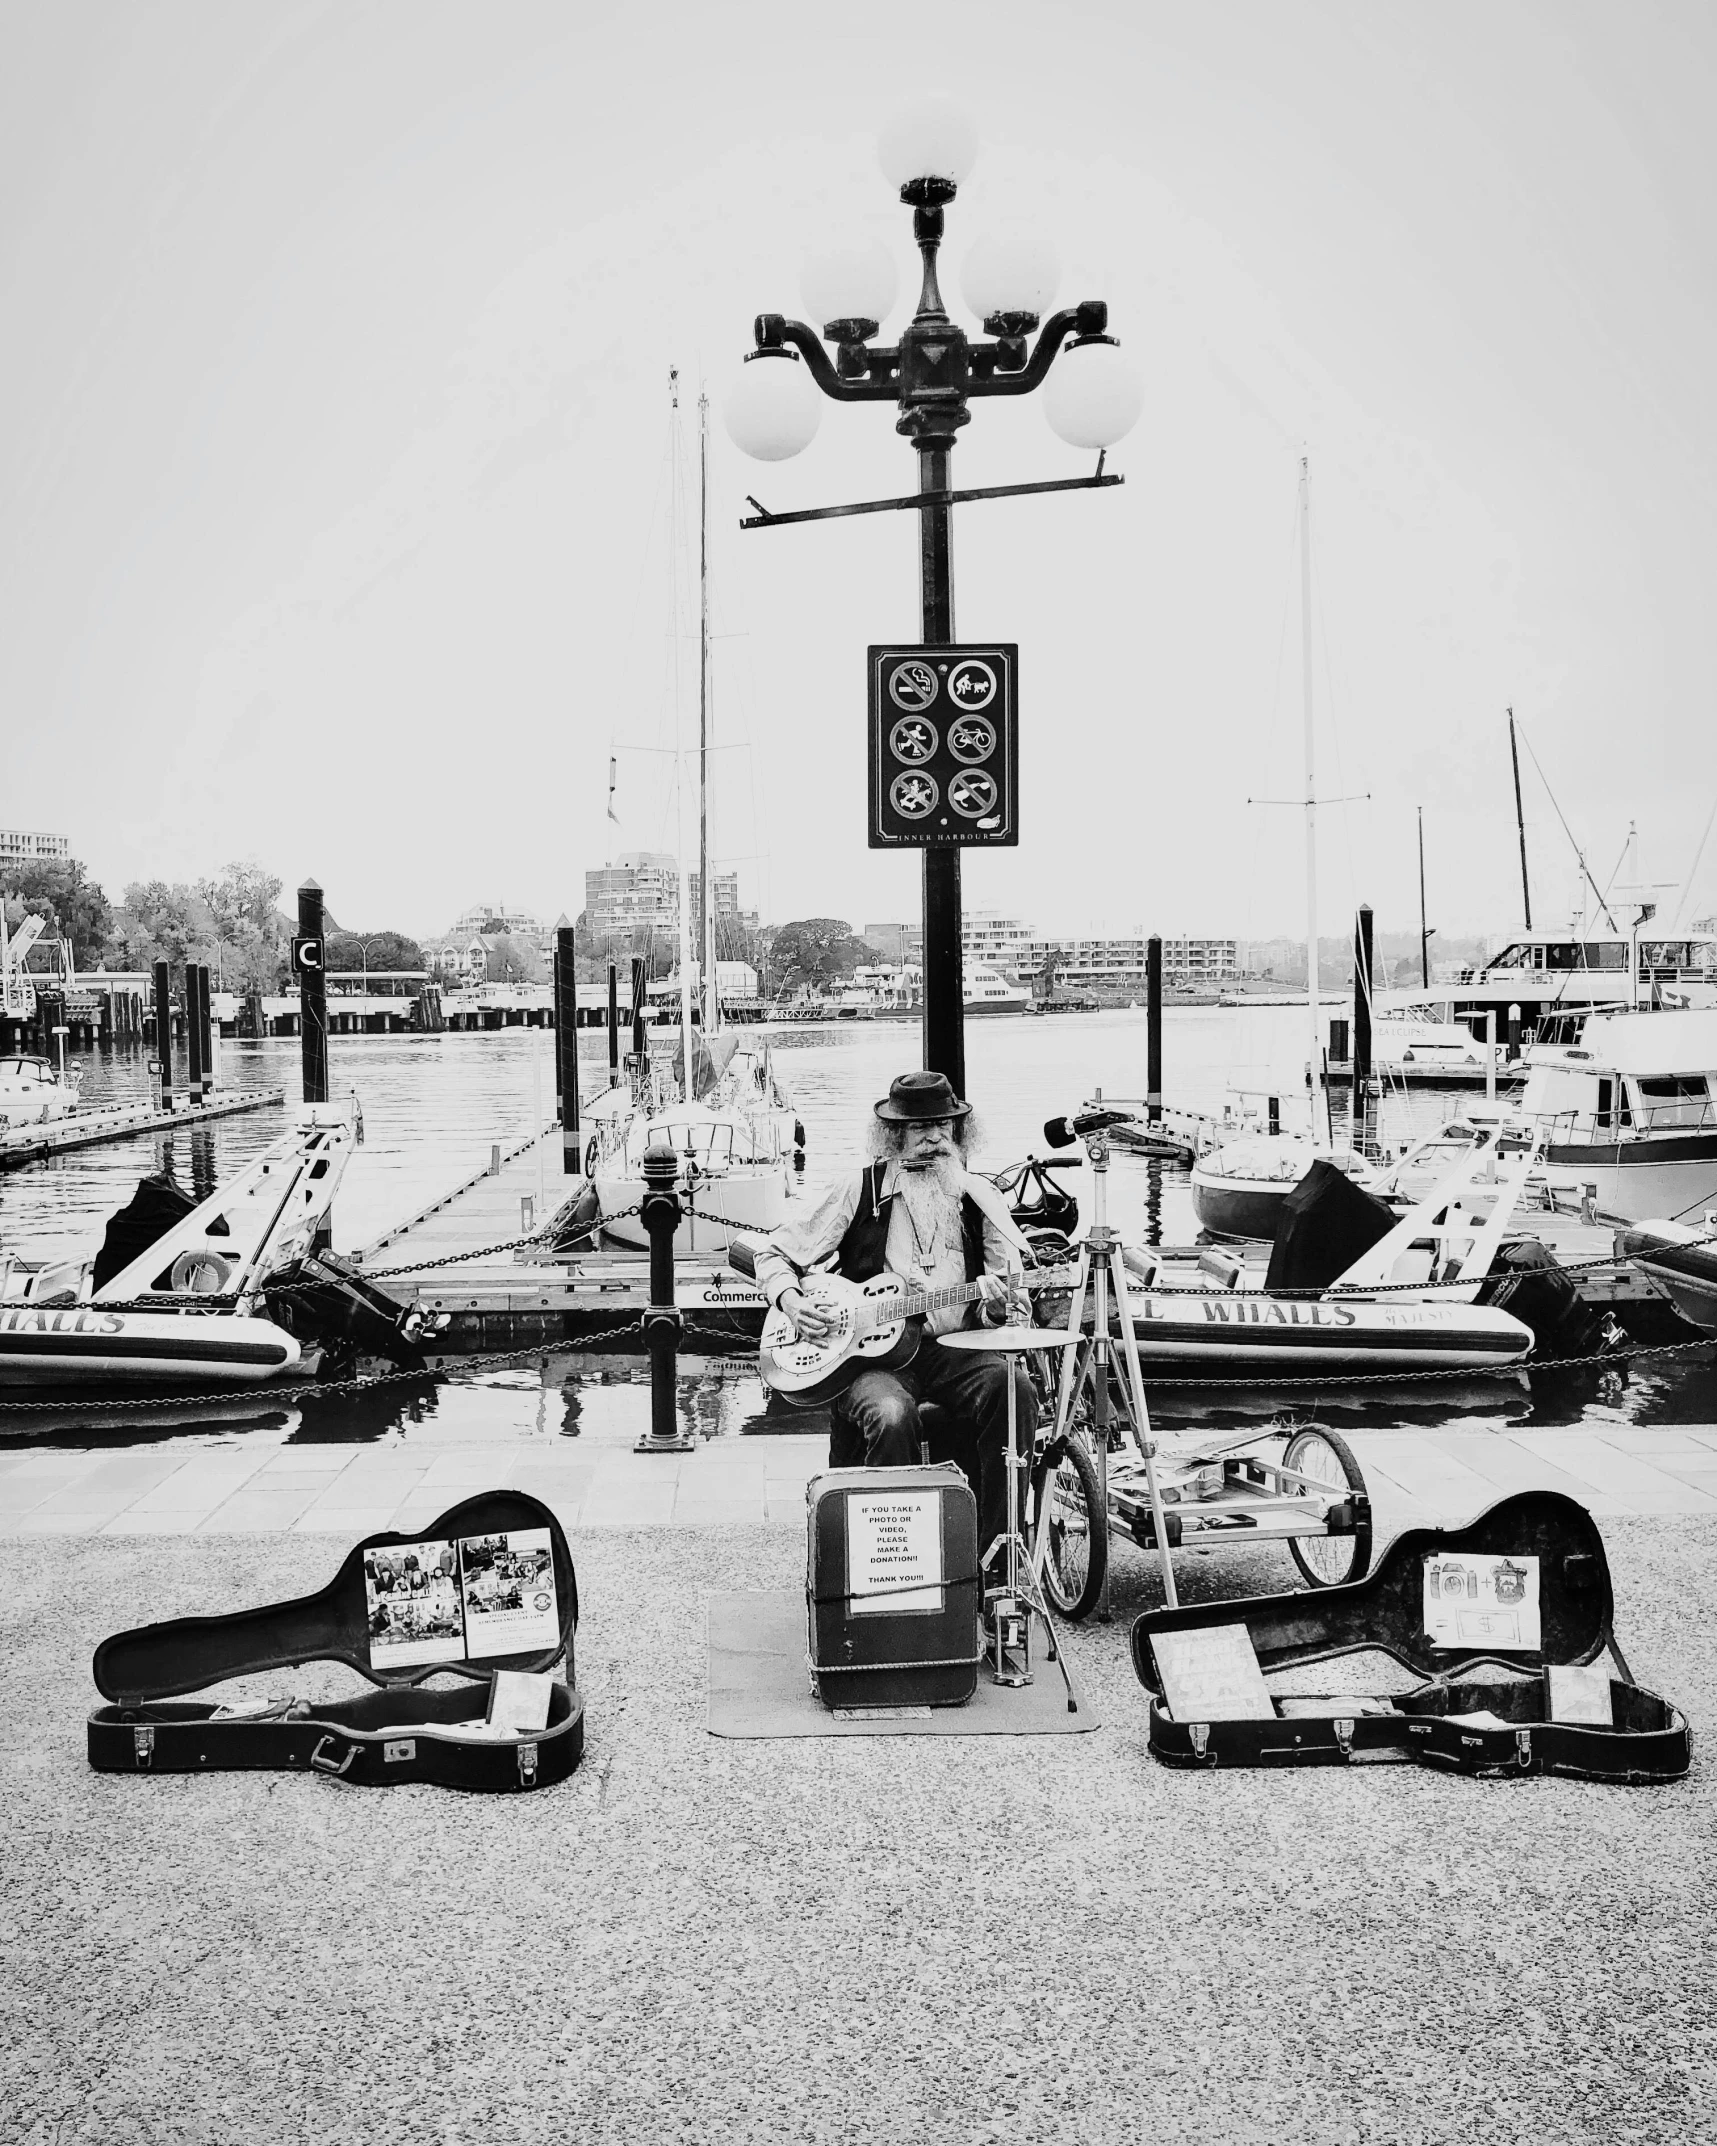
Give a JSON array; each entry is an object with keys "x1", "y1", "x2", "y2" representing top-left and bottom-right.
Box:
[
  {"x1": 297, "y1": 879, "x2": 329, "y2": 1104},
  {"x1": 607, "y1": 963, "x2": 620, "y2": 1085},
  {"x1": 153, "y1": 960, "x2": 174, "y2": 1110},
  {"x1": 556, "y1": 925, "x2": 580, "y2": 1173},
  {"x1": 186, "y1": 964, "x2": 206, "y2": 1106},
  {"x1": 635, "y1": 1141, "x2": 693, "y2": 1452},
  {"x1": 1146, "y1": 934, "x2": 1163, "y2": 1124},
  {"x1": 1506, "y1": 1002, "x2": 1521, "y2": 1062}
]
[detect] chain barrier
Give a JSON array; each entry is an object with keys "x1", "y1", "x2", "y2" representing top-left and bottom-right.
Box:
[{"x1": 0, "y1": 1318, "x2": 649, "y2": 1417}]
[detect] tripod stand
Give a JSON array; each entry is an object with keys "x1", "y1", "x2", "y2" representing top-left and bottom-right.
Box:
[{"x1": 1041, "y1": 1113, "x2": 1180, "y2": 1618}]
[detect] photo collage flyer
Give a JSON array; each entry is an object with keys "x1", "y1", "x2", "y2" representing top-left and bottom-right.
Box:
[{"x1": 364, "y1": 1528, "x2": 560, "y2": 1669}]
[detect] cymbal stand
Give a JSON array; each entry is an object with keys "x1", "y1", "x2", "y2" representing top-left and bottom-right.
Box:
[
  {"x1": 1044, "y1": 1113, "x2": 1179, "y2": 1617},
  {"x1": 985, "y1": 1354, "x2": 1065, "y2": 1692}
]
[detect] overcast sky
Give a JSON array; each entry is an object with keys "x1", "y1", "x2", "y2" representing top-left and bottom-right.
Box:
[{"x1": 5, "y1": 1, "x2": 1716, "y2": 947}]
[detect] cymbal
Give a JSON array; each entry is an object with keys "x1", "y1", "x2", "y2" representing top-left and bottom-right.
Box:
[{"x1": 937, "y1": 1326, "x2": 1084, "y2": 1354}]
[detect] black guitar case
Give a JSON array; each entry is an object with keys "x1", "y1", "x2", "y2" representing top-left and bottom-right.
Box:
[
  {"x1": 1131, "y1": 1490, "x2": 1688, "y2": 1782},
  {"x1": 89, "y1": 1491, "x2": 583, "y2": 1792}
]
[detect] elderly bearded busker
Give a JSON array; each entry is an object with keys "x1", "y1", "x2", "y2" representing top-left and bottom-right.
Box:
[{"x1": 754, "y1": 1070, "x2": 1036, "y2": 1569}]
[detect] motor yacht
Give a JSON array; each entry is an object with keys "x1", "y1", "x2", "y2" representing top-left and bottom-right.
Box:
[{"x1": 0, "y1": 1053, "x2": 80, "y2": 1128}]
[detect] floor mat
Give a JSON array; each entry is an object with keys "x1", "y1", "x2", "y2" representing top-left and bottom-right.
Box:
[{"x1": 706, "y1": 1588, "x2": 1097, "y2": 1738}]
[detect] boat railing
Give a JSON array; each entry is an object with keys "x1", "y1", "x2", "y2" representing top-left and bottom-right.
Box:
[{"x1": 1534, "y1": 1098, "x2": 1717, "y2": 1141}]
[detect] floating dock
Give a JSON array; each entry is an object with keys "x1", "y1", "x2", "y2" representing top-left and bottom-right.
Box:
[
  {"x1": 0, "y1": 1087, "x2": 287, "y2": 1170},
  {"x1": 344, "y1": 1123, "x2": 1681, "y2": 1361}
]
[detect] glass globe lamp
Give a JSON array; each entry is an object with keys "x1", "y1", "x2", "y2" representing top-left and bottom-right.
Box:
[
  {"x1": 723, "y1": 351, "x2": 823, "y2": 462},
  {"x1": 960, "y1": 229, "x2": 1061, "y2": 332},
  {"x1": 801, "y1": 238, "x2": 899, "y2": 341},
  {"x1": 1044, "y1": 337, "x2": 1143, "y2": 450},
  {"x1": 877, "y1": 93, "x2": 978, "y2": 200}
]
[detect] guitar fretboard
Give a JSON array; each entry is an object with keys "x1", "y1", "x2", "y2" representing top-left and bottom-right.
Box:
[{"x1": 855, "y1": 1278, "x2": 990, "y2": 1333}]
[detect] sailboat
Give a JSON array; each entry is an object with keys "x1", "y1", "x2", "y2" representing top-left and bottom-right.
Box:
[
  {"x1": 1191, "y1": 459, "x2": 1376, "y2": 1241},
  {"x1": 583, "y1": 378, "x2": 803, "y2": 1255}
]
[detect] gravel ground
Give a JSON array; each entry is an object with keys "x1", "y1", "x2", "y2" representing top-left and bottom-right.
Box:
[{"x1": 2, "y1": 1521, "x2": 1713, "y2": 2146}]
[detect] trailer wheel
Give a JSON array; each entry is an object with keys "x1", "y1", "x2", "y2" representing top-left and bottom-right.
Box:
[
  {"x1": 1029, "y1": 1435, "x2": 1107, "y2": 1622},
  {"x1": 1283, "y1": 1426, "x2": 1371, "y2": 1588}
]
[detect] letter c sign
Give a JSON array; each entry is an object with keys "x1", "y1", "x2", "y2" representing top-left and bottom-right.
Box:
[{"x1": 291, "y1": 936, "x2": 324, "y2": 975}]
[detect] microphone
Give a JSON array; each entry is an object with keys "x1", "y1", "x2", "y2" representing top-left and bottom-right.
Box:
[{"x1": 1043, "y1": 1106, "x2": 1138, "y2": 1148}]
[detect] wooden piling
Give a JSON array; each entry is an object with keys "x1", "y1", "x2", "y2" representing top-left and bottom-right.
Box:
[
  {"x1": 298, "y1": 879, "x2": 329, "y2": 1104},
  {"x1": 556, "y1": 925, "x2": 580, "y2": 1171},
  {"x1": 186, "y1": 964, "x2": 206, "y2": 1105},
  {"x1": 1352, "y1": 904, "x2": 1374, "y2": 1152},
  {"x1": 153, "y1": 960, "x2": 173, "y2": 1110},
  {"x1": 1146, "y1": 934, "x2": 1163, "y2": 1123},
  {"x1": 608, "y1": 963, "x2": 620, "y2": 1085}
]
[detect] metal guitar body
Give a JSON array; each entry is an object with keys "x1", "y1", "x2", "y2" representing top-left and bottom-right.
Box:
[{"x1": 758, "y1": 1273, "x2": 925, "y2": 1408}]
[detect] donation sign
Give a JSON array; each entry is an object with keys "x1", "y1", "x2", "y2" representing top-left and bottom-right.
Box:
[
  {"x1": 847, "y1": 1491, "x2": 944, "y2": 1616},
  {"x1": 1422, "y1": 1553, "x2": 1541, "y2": 1652},
  {"x1": 364, "y1": 1527, "x2": 560, "y2": 1669}
]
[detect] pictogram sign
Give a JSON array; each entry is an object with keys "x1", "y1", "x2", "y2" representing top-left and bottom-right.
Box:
[{"x1": 868, "y1": 644, "x2": 1018, "y2": 847}]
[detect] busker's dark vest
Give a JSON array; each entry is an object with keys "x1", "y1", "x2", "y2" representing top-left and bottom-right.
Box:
[{"x1": 836, "y1": 1162, "x2": 986, "y2": 1287}]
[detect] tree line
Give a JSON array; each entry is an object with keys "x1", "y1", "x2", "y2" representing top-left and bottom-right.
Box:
[{"x1": 0, "y1": 856, "x2": 421, "y2": 992}]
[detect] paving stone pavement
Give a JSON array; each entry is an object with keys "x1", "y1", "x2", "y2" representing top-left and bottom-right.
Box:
[{"x1": 3, "y1": 1420, "x2": 1716, "y2": 1539}]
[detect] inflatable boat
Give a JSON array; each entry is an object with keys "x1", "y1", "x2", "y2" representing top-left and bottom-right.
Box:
[
  {"x1": 1617, "y1": 1221, "x2": 1717, "y2": 1334},
  {"x1": 0, "y1": 1106, "x2": 355, "y2": 1390}
]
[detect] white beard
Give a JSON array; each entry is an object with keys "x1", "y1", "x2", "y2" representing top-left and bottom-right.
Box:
[{"x1": 894, "y1": 1153, "x2": 963, "y2": 1263}]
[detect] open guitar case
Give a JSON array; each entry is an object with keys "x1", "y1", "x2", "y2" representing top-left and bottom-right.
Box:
[
  {"x1": 89, "y1": 1491, "x2": 583, "y2": 1793},
  {"x1": 1131, "y1": 1491, "x2": 1689, "y2": 1783}
]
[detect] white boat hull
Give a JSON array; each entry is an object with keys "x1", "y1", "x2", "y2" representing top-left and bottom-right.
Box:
[
  {"x1": 592, "y1": 1168, "x2": 798, "y2": 1254},
  {"x1": 1047, "y1": 1292, "x2": 1533, "y2": 1373},
  {"x1": 0, "y1": 1305, "x2": 301, "y2": 1387},
  {"x1": 1542, "y1": 1141, "x2": 1717, "y2": 1224}
]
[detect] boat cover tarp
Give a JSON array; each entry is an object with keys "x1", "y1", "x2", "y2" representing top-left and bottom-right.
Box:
[
  {"x1": 1264, "y1": 1158, "x2": 1397, "y2": 1294},
  {"x1": 91, "y1": 1174, "x2": 199, "y2": 1292},
  {"x1": 671, "y1": 1030, "x2": 739, "y2": 1102}
]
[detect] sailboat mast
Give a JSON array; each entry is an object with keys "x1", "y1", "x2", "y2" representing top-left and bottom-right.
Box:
[
  {"x1": 1299, "y1": 457, "x2": 1320, "y2": 1142},
  {"x1": 671, "y1": 370, "x2": 694, "y2": 1084},
  {"x1": 699, "y1": 390, "x2": 715, "y2": 1035},
  {"x1": 1418, "y1": 806, "x2": 1430, "y2": 988},
  {"x1": 1508, "y1": 706, "x2": 1533, "y2": 930}
]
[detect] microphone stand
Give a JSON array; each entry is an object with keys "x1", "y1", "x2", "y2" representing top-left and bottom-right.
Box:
[{"x1": 1044, "y1": 1103, "x2": 1179, "y2": 1618}]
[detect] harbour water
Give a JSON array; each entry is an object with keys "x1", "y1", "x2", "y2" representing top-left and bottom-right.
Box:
[{"x1": 2, "y1": 1008, "x2": 1711, "y2": 1450}]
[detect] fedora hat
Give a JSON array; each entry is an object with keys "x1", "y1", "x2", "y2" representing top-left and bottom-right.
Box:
[{"x1": 874, "y1": 1070, "x2": 971, "y2": 1124}]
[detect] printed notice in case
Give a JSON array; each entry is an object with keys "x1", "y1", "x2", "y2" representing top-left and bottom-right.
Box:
[
  {"x1": 1423, "y1": 1554, "x2": 1541, "y2": 1652},
  {"x1": 848, "y1": 1492, "x2": 943, "y2": 1616},
  {"x1": 1149, "y1": 1624, "x2": 1276, "y2": 1723}
]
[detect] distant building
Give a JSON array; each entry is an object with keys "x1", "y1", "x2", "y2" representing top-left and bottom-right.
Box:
[
  {"x1": 584, "y1": 853, "x2": 742, "y2": 942},
  {"x1": 0, "y1": 829, "x2": 70, "y2": 865},
  {"x1": 862, "y1": 921, "x2": 923, "y2": 964},
  {"x1": 1023, "y1": 934, "x2": 1241, "y2": 987},
  {"x1": 961, "y1": 910, "x2": 1032, "y2": 974}
]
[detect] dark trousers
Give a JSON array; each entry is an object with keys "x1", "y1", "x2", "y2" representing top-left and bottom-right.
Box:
[{"x1": 829, "y1": 1338, "x2": 1036, "y2": 1563}]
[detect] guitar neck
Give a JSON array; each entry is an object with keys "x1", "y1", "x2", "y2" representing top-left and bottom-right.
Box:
[{"x1": 862, "y1": 1276, "x2": 990, "y2": 1331}]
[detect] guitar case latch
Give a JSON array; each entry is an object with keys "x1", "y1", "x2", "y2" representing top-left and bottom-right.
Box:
[
  {"x1": 1187, "y1": 1724, "x2": 1210, "y2": 1761},
  {"x1": 1333, "y1": 1719, "x2": 1355, "y2": 1760},
  {"x1": 1515, "y1": 1727, "x2": 1533, "y2": 1770},
  {"x1": 133, "y1": 1724, "x2": 155, "y2": 1770},
  {"x1": 517, "y1": 1741, "x2": 540, "y2": 1788}
]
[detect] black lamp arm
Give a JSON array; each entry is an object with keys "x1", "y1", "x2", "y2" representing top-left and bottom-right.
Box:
[
  {"x1": 754, "y1": 315, "x2": 899, "y2": 403},
  {"x1": 970, "y1": 300, "x2": 1108, "y2": 400}
]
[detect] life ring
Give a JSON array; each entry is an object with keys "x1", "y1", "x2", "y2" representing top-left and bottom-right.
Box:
[{"x1": 170, "y1": 1250, "x2": 235, "y2": 1294}]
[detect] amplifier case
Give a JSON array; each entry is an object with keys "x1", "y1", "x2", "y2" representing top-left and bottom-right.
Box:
[{"x1": 806, "y1": 1464, "x2": 982, "y2": 1710}]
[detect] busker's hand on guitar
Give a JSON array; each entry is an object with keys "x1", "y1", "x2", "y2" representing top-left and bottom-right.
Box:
[{"x1": 781, "y1": 1286, "x2": 837, "y2": 1340}]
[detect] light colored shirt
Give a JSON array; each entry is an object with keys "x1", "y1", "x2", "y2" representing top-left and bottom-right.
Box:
[{"x1": 755, "y1": 1162, "x2": 1028, "y2": 1337}]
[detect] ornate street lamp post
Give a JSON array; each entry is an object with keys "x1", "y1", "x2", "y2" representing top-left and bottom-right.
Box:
[{"x1": 726, "y1": 95, "x2": 1141, "y2": 1091}]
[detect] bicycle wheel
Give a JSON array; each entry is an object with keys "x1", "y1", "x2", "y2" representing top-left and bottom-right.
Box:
[
  {"x1": 1030, "y1": 1435, "x2": 1107, "y2": 1621},
  {"x1": 1282, "y1": 1425, "x2": 1372, "y2": 1587}
]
